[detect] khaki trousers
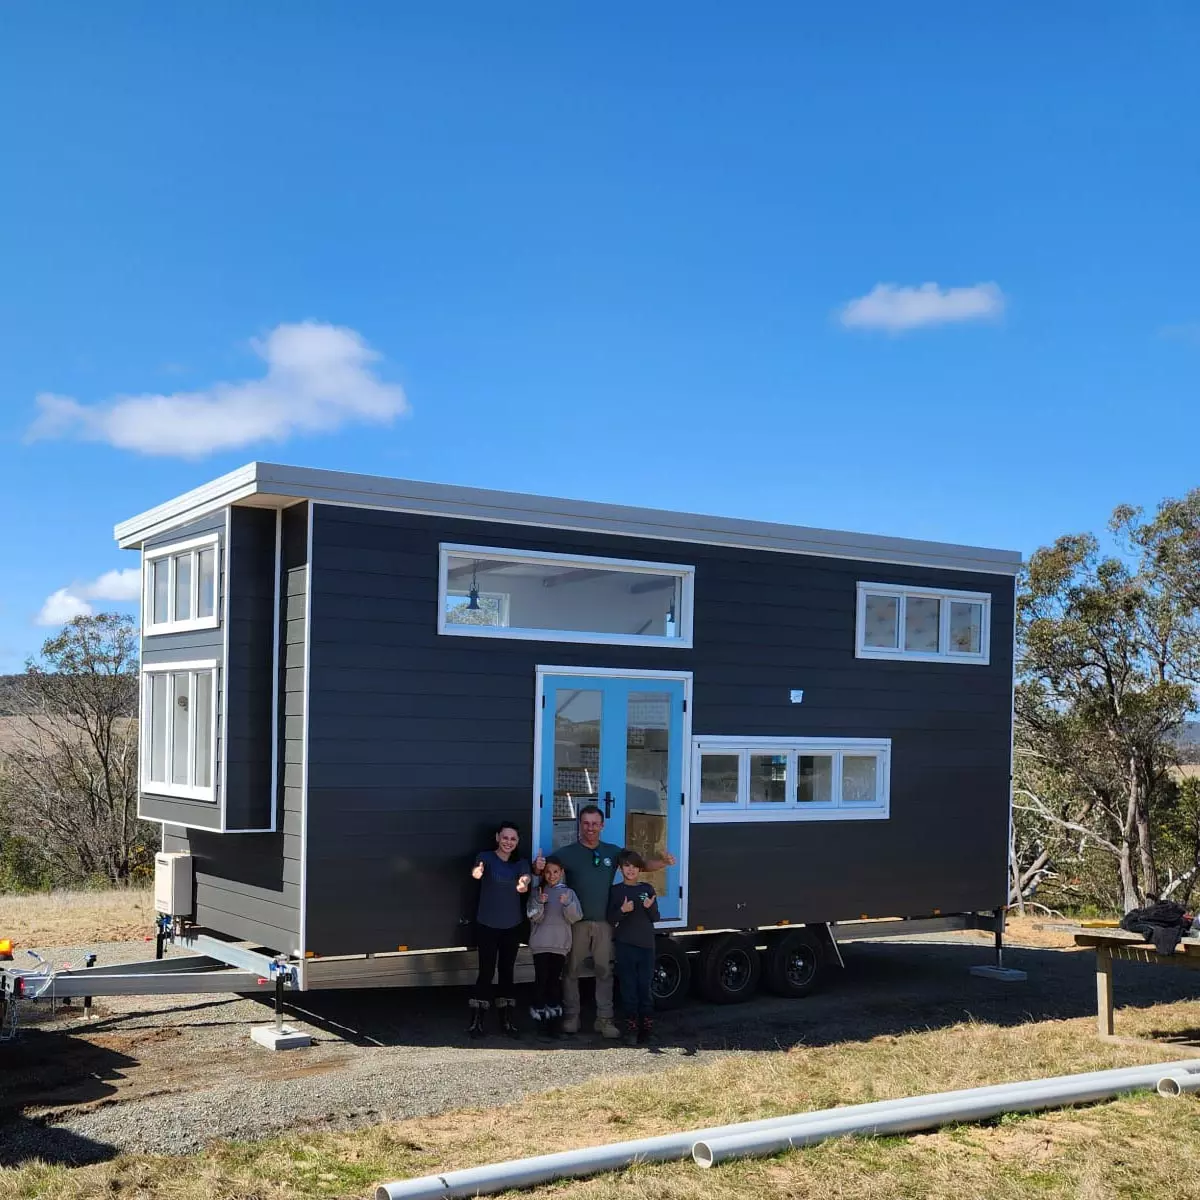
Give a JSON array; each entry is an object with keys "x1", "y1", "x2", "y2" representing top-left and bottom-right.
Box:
[{"x1": 562, "y1": 920, "x2": 615, "y2": 1021}]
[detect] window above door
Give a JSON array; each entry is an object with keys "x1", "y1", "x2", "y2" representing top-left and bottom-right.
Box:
[{"x1": 438, "y1": 544, "x2": 694, "y2": 648}]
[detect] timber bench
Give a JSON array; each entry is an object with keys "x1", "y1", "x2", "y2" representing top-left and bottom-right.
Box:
[{"x1": 1075, "y1": 931, "x2": 1200, "y2": 1037}]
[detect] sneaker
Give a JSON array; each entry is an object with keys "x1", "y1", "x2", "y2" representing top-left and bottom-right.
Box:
[
  {"x1": 560, "y1": 1014, "x2": 580, "y2": 1034},
  {"x1": 594, "y1": 1017, "x2": 621, "y2": 1039}
]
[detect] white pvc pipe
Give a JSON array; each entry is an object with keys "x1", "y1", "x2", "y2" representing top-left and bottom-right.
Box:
[
  {"x1": 1157, "y1": 1070, "x2": 1200, "y2": 1097},
  {"x1": 693, "y1": 1065, "x2": 1195, "y2": 1167},
  {"x1": 374, "y1": 1059, "x2": 1200, "y2": 1199}
]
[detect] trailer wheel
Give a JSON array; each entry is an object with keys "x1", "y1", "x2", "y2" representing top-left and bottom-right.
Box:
[
  {"x1": 763, "y1": 928, "x2": 824, "y2": 998},
  {"x1": 696, "y1": 932, "x2": 761, "y2": 1004},
  {"x1": 651, "y1": 937, "x2": 691, "y2": 1010}
]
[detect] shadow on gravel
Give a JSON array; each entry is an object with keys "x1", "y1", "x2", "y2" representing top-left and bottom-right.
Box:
[
  {"x1": 0, "y1": 1029, "x2": 130, "y2": 1165},
  {"x1": 264, "y1": 939, "x2": 1200, "y2": 1053},
  {"x1": 0, "y1": 1117, "x2": 118, "y2": 1167}
]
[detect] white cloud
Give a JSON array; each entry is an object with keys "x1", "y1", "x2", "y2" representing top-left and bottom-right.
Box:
[
  {"x1": 83, "y1": 568, "x2": 141, "y2": 602},
  {"x1": 27, "y1": 321, "x2": 409, "y2": 458},
  {"x1": 36, "y1": 589, "x2": 95, "y2": 627},
  {"x1": 35, "y1": 567, "x2": 142, "y2": 627},
  {"x1": 838, "y1": 282, "x2": 1006, "y2": 333}
]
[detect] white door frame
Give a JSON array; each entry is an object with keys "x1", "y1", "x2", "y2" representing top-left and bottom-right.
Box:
[{"x1": 532, "y1": 665, "x2": 693, "y2": 930}]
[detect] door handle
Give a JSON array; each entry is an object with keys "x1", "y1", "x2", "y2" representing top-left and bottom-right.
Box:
[{"x1": 602, "y1": 791, "x2": 613, "y2": 819}]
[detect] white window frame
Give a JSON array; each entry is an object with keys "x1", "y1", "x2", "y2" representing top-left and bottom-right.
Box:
[
  {"x1": 140, "y1": 660, "x2": 218, "y2": 802},
  {"x1": 437, "y1": 543, "x2": 695, "y2": 648},
  {"x1": 855, "y1": 582, "x2": 991, "y2": 665},
  {"x1": 143, "y1": 534, "x2": 221, "y2": 636},
  {"x1": 691, "y1": 736, "x2": 890, "y2": 824}
]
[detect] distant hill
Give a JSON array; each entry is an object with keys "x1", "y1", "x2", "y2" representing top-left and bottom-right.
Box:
[{"x1": 0, "y1": 675, "x2": 28, "y2": 716}]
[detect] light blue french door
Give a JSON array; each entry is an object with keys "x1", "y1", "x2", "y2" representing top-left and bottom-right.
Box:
[{"x1": 538, "y1": 673, "x2": 686, "y2": 921}]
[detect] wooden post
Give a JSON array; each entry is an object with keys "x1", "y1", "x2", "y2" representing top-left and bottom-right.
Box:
[{"x1": 1095, "y1": 947, "x2": 1114, "y2": 1037}]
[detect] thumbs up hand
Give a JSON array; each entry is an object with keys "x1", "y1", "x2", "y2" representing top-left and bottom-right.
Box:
[
  {"x1": 558, "y1": 890, "x2": 571, "y2": 906},
  {"x1": 538, "y1": 888, "x2": 547, "y2": 904},
  {"x1": 471, "y1": 861, "x2": 485, "y2": 881},
  {"x1": 641, "y1": 892, "x2": 654, "y2": 909},
  {"x1": 620, "y1": 896, "x2": 634, "y2": 914},
  {"x1": 516, "y1": 874, "x2": 531, "y2": 894}
]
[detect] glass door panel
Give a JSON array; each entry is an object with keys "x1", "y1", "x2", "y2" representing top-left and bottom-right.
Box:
[
  {"x1": 623, "y1": 691, "x2": 672, "y2": 900},
  {"x1": 538, "y1": 674, "x2": 686, "y2": 921},
  {"x1": 549, "y1": 688, "x2": 602, "y2": 851}
]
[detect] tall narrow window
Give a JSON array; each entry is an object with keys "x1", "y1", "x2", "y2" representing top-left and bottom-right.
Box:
[
  {"x1": 142, "y1": 662, "x2": 217, "y2": 801},
  {"x1": 144, "y1": 535, "x2": 220, "y2": 635}
]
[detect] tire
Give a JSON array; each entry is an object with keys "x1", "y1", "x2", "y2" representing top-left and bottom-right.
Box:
[
  {"x1": 762, "y1": 927, "x2": 825, "y2": 998},
  {"x1": 696, "y1": 932, "x2": 761, "y2": 1004},
  {"x1": 651, "y1": 937, "x2": 691, "y2": 1010}
]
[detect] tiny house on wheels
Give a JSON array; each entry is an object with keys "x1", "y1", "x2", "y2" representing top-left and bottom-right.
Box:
[{"x1": 118, "y1": 462, "x2": 1021, "y2": 1006}]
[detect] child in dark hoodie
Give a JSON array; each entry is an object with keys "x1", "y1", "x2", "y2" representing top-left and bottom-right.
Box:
[
  {"x1": 606, "y1": 849, "x2": 660, "y2": 1044},
  {"x1": 526, "y1": 854, "x2": 582, "y2": 1037}
]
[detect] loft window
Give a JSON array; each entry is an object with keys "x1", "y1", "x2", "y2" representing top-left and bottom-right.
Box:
[
  {"x1": 141, "y1": 661, "x2": 217, "y2": 802},
  {"x1": 437, "y1": 545, "x2": 694, "y2": 648},
  {"x1": 855, "y1": 582, "x2": 990, "y2": 664},
  {"x1": 694, "y1": 738, "x2": 890, "y2": 823},
  {"x1": 144, "y1": 534, "x2": 220, "y2": 635}
]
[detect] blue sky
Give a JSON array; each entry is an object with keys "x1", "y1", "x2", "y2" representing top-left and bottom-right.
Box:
[{"x1": 2, "y1": 4, "x2": 1198, "y2": 670}]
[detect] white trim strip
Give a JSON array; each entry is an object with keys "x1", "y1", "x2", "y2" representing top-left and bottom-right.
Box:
[{"x1": 298, "y1": 502, "x2": 314, "y2": 977}]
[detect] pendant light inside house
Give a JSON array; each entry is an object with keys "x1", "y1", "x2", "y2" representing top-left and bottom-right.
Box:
[{"x1": 467, "y1": 561, "x2": 481, "y2": 611}]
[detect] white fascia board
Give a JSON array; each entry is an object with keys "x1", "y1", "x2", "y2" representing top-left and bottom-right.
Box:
[
  {"x1": 114, "y1": 460, "x2": 1024, "y2": 575},
  {"x1": 114, "y1": 462, "x2": 261, "y2": 549}
]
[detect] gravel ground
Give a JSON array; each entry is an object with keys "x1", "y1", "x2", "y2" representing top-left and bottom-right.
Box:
[{"x1": 4, "y1": 931, "x2": 1199, "y2": 1167}]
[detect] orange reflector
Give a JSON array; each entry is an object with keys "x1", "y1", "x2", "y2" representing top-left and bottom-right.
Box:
[
  {"x1": 0, "y1": 937, "x2": 12, "y2": 959},
  {"x1": 777, "y1": 919, "x2": 790, "y2": 926},
  {"x1": 304, "y1": 951, "x2": 316, "y2": 958},
  {"x1": 933, "y1": 908, "x2": 941, "y2": 916},
  {"x1": 397, "y1": 945, "x2": 408, "y2": 952},
  {"x1": 695, "y1": 925, "x2": 705, "y2": 931}
]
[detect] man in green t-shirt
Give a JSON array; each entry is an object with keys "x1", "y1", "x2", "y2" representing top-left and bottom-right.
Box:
[{"x1": 535, "y1": 804, "x2": 674, "y2": 1037}]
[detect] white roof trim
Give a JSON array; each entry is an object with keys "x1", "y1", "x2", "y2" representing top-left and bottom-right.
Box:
[{"x1": 114, "y1": 461, "x2": 1023, "y2": 575}]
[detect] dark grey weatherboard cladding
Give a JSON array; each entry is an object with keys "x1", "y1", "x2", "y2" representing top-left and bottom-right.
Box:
[
  {"x1": 157, "y1": 502, "x2": 309, "y2": 953},
  {"x1": 223, "y1": 506, "x2": 277, "y2": 831},
  {"x1": 139, "y1": 512, "x2": 226, "y2": 831},
  {"x1": 303, "y1": 505, "x2": 1014, "y2": 957}
]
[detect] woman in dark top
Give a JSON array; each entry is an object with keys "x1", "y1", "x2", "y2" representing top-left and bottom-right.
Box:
[{"x1": 468, "y1": 821, "x2": 532, "y2": 1038}]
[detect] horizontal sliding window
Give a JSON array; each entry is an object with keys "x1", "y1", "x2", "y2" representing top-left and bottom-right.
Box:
[
  {"x1": 856, "y1": 582, "x2": 990, "y2": 665},
  {"x1": 144, "y1": 534, "x2": 220, "y2": 635},
  {"x1": 437, "y1": 544, "x2": 694, "y2": 648},
  {"x1": 141, "y1": 661, "x2": 217, "y2": 802},
  {"x1": 693, "y1": 738, "x2": 890, "y2": 823}
]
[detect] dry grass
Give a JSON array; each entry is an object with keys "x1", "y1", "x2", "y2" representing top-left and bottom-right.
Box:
[
  {"x1": 8, "y1": 1000, "x2": 1200, "y2": 1199},
  {"x1": 0, "y1": 888, "x2": 155, "y2": 947}
]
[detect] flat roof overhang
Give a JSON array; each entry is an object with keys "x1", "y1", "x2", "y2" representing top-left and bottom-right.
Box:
[{"x1": 114, "y1": 461, "x2": 1023, "y2": 576}]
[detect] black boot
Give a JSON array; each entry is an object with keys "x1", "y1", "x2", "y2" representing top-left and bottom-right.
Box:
[
  {"x1": 637, "y1": 1015, "x2": 654, "y2": 1045},
  {"x1": 545, "y1": 1005, "x2": 563, "y2": 1039},
  {"x1": 623, "y1": 1017, "x2": 639, "y2": 1046},
  {"x1": 497, "y1": 997, "x2": 519, "y2": 1038},
  {"x1": 467, "y1": 999, "x2": 488, "y2": 1038},
  {"x1": 530, "y1": 1005, "x2": 550, "y2": 1040}
]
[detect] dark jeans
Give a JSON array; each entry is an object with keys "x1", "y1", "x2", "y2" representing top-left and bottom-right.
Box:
[
  {"x1": 532, "y1": 952, "x2": 566, "y2": 1011},
  {"x1": 474, "y1": 923, "x2": 520, "y2": 1001},
  {"x1": 614, "y1": 941, "x2": 655, "y2": 1019}
]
